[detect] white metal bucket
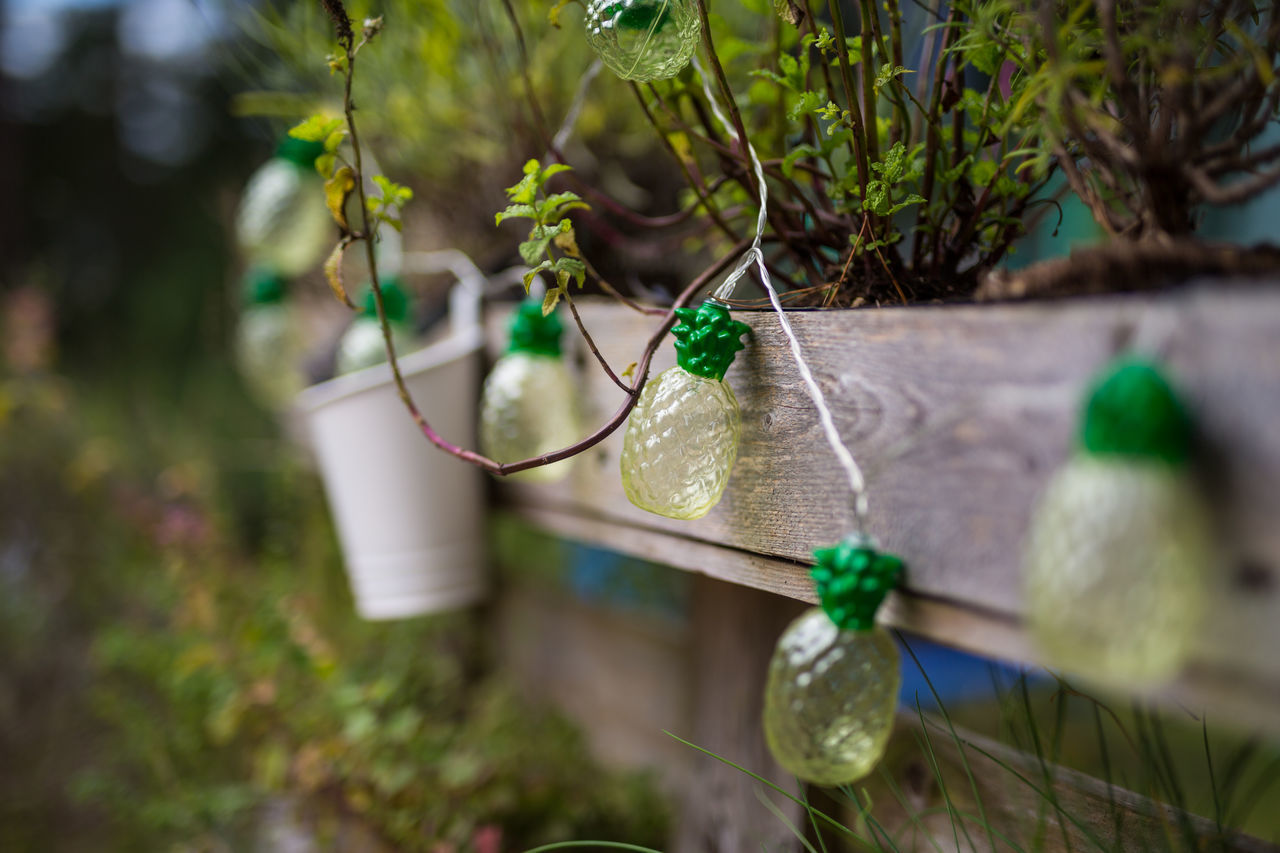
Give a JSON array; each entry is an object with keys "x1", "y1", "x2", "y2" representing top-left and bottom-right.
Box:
[{"x1": 297, "y1": 254, "x2": 487, "y2": 620}]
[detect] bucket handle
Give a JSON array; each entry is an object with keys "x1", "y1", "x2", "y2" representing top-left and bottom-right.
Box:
[{"x1": 400, "y1": 250, "x2": 485, "y2": 336}]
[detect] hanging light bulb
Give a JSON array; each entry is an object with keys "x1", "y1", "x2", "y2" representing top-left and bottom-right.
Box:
[
  {"x1": 335, "y1": 278, "x2": 417, "y2": 375},
  {"x1": 479, "y1": 300, "x2": 580, "y2": 483},
  {"x1": 1024, "y1": 358, "x2": 1212, "y2": 687},
  {"x1": 235, "y1": 136, "x2": 334, "y2": 278},
  {"x1": 620, "y1": 299, "x2": 750, "y2": 520},
  {"x1": 234, "y1": 268, "x2": 305, "y2": 408},
  {"x1": 585, "y1": 0, "x2": 701, "y2": 82},
  {"x1": 763, "y1": 537, "x2": 904, "y2": 786}
]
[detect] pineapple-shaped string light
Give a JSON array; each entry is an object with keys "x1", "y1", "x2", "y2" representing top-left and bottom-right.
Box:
[
  {"x1": 480, "y1": 300, "x2": 580, "y2": 482},
  {"x1": 335, "y1": 278, "x2": 417, "y2": 375},
  {"x1": 234, "y1": 268, "x2": 306, "y2": 408},
  {"x1": 763, "y1": 537, "x2": 904, "y2": 786},
  {"x1": 585, "y1": 0, "x2": 701, "y2": 82},
  {"x1": 1024, "y1": 357, "x2": 1213, "y2": 687},
  {"x1": 235, "y1": 136, "x2": 333, "y2": 277},
  {"x1": 620, "y1": 299, "x2": 750, "y2": 519}
]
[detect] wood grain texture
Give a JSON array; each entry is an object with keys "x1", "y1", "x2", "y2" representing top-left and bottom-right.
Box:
[{"x1": 488, "y1": 285, "x2": 1280, "y2": 731}]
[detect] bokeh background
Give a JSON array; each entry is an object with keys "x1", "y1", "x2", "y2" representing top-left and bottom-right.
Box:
[{"x1": 3, "y1": 1, "x2": 1279, "y2": 851}]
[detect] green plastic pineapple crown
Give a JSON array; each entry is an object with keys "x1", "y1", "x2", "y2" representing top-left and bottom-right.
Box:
[
  {"x1": 242, "y1": 268, "x2": 287, "y2": 307},
  {"x1": 811, "y1": 537, "x2": 904, "y2": 632},
  {"x1": 275, "y1": 135, "x2": 325, "y2": 170},
  {"x1": 602, "y1": 0, "x2": 672, "y2": 32},
  {"x1": 360, "y1": 278, "x2": 410, "y2": 325},
  {"x1": 672, "y1": 299, "x2": 751, "y2": 381},
  {"x1": 508, "y1": 299, "x2": 564, "y2": 357},
  {"x1": 1079, "y1": 357, "x2": 1193, "y2": 466}
]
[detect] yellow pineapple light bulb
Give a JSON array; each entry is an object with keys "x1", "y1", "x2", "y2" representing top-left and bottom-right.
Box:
[
  {"x1": 1024, "y1": 359, "x2": 1212, "y2": 687},
  {"x1": 479, "y1": 301, "x2": 579, "y2": 483},
  {"x1": 335, "y1": 280, "x2": 417, "y2": 375},
  {"x1": 585, "y1": 0, "x2": 701, "y2": 83},
  {"x1": 233, "y1": 269, "x2": 306, "y2": 409},
  {"x1": 235, "y1": 137, "x2": 333, "y2": 277},
  {"x1": 620, "y1": 299, "x2": 750, "y2": 519},
  {"x1": 763, "y1": 538, "x2": 904, "y2": 786}
]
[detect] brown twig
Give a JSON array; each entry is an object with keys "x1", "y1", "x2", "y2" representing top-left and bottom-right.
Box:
[
  {"x1": 561, "y1": 287, "x2": 631, "y2": 394},
  {"x1": 326, "y1": 0, "x2": 748, "y2": 476}
]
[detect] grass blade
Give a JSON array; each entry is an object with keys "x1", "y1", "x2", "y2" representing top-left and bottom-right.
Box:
[
  {"x1": 662, "y1": 730, "x2": 871, "y2": 846},
  {"x1": 900, "y1": 633, "x2": 997, "y2": 853}
]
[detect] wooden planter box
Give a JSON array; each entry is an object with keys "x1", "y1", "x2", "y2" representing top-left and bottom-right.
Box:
[{"x1": 488, "y1": 282, "x2": 1280, "y2": 734}]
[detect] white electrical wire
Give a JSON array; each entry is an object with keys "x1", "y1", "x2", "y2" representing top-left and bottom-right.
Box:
[
  {"x1": 554, "y1": 58, "x2": 604, "y2": 153},
  {"x1": 693, "y1": 56, "x2": 871, "y2": 529}
]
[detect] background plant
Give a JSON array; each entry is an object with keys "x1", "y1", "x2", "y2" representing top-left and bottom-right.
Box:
[
  {"x1": 0, "y1": 346, "x2": 669, "y2": 851},
  {"x1": 968, "y1": 0, "x2": 1280, "y2": 240}
]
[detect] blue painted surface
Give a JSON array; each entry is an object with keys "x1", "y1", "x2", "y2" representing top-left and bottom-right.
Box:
[
  {"x1": 565, "y1": 542, "x2": 689, "y2": 622},
  {"x1": 894, "y1": 632, "x2": 1043, "y2": 711}
]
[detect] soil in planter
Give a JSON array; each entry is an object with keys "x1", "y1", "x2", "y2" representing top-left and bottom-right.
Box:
[
  {"x1": 975, "y1": 241, "x2": 1280, "y2": 302},
  {"x1": 725, "y1": 240, "x2": 1280, "y2": 310}
]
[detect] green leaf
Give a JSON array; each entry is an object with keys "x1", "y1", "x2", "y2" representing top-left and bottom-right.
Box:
[
  {"x1": 788, "y1": 89, "x2": 827, "y2": 122},
  {"x1": 289, "y1": 115, "x2": 345, "y2": 143},
  {"x1": 519, "y1": 238, "x2": 549, "y2": 267},
  {"x1": 542, "y1": 163, "x2": 572, "y2": 181},
  {"x1": 782, "y1": 144, "x2": 820, "y2": 178},
  {"x1": 495, "y1": 203, "x2": 536, "y2": 225},
  {"x1": 541, "y1": 288, "x2": 562, "y2": 316},
  {"x1": 314, "y1": 152, "x2": 337, "y2": 179},
  {"x1": 873, "y1": 63, "x2": 912, "y2": 92},
  {"x1": 539, "y1": 191, "x2": 589, "y2": 221},
  {"x1": 372, "y1": 175, "x2": 413, "y2": 206},
  {"x1": 969, "y1": 159, "x2": 999, "y2": 187},
  {"x1": 554, "y1": 256, "x2": 586, "y2": 287}
]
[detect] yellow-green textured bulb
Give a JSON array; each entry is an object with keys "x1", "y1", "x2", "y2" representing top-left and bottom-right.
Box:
[
  {"x1": 335, "y1": 280, "x2": 416, "y2": 375},
  {"x1": 1024, "y1": 359, "x2": 1211, "y2": 687},
  {"x1": 763, "y1": 540, "x2": 904, "y2": 786},
  {"x1": 235, "y1": 138, "x2": 332, "y2": 277},
  {"x1": 585, "y1": 0, "x2": 700, "y2": 83},
  {"x1": 479, "y1": 302, "x2": 578, "y2": 483},
  {"x1": 620, "y1": 300, "x2": 750, "y2": 520},
  {"x1": 234, "y1": 270, "x2": 305, "y2": 408}
]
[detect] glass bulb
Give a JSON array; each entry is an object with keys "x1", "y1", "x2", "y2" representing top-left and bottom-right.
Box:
[
  {"x1": 620, "y1": 365, "x2": 739, "y2": 520},
  {"x1": 1024, "y1": 457, "x2": 1210, "y2": 687},
  {"x1": 235, "y1": 159, "x2": 333, "y2": 277},
  {"x1": 479, "y1": 352, "x2": 579, "y2": 483},
  {"x1": 763, "y1": 608, "x2": 900, "y2": 786},
  {"x1": 584, "y1": 0, "x2": 700, "y2": 82},
  {"x1": 234, "y1": 302, "x2": 305, "y2": 408},
  {"x1": 335, "y1": 318, "x2": 416, "y2": 375}
]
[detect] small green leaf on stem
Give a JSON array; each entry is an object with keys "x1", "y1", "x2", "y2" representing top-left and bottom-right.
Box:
[
  {"x1": 541, "y1": 288, "x2": 562, "y2": 316},
  {"x1": 496, "y1": 203, "x2": 536, "y2": 225},
  {"x1": 553, "y1": 226, "x2": 580, "y2": 258},
  {"x1": 621, "y1": 362, "x2": 638, "y2": 381},
  {"x1": 290, "y1": 115, "x2": 346, "y2": 143}
]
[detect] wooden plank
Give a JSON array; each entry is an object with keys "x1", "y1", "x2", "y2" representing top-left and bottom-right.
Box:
[
  {"x1": 488, "y1": 285, "x2": 1280, "y2": 730},
  {"x1": 674, "y1": 575, "x2": 808, "y2": 852}
]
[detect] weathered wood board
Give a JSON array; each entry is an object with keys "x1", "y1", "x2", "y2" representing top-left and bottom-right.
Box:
[{"x1": 488, "y1": 285, "x2": 1280, "y2": 734}]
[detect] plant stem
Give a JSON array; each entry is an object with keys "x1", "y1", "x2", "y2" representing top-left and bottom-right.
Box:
[
  {"x1": 827, "y1": 0, "x2": 872, "y2": 198},
  {"x1": 693, "y1": 0, "x2": 758, "y2": 198},
  {"x1": 562, "y1": 286, "x2": 632, "y2": 394}
]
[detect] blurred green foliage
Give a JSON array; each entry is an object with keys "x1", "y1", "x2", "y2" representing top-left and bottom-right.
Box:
[
  {"x1": 234, "y1": 0, "x2": 602, "y2": 182},
  {"x1": 0, "y1": 357, "x2": 667, "y2": 851}
]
